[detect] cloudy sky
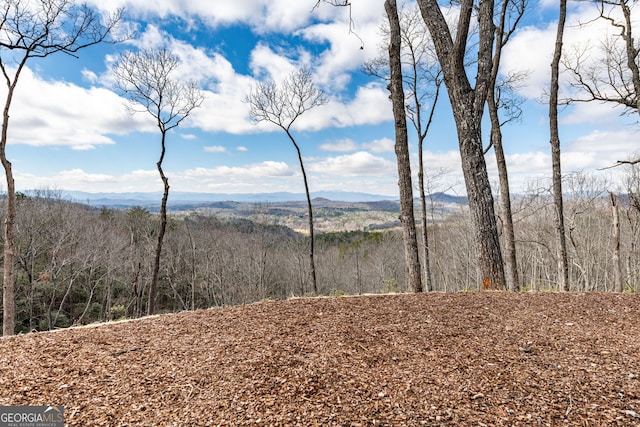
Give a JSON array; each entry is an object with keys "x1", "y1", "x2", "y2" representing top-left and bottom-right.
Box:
[{"x1": 0, "y1": 0, "x2": 637, "y2": 198}]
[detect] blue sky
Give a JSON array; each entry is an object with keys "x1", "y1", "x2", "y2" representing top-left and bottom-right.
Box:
[{"x1": 1, "y1": 0, "x2": 637, "y2": 197}]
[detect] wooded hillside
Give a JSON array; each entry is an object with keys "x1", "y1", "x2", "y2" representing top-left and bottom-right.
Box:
[{"x1": 4, "y1": 180, "x2": 640, "y2": 334}]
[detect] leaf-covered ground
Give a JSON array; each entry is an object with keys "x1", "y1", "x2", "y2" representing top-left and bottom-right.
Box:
[{"x1": 1, "y1": 292, "x2": 640, "y2": 426}]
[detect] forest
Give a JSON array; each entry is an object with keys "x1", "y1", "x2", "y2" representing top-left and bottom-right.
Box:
[
  {"x1": 7, "y1": 168, "x2": 640, "y2": 334},
  {"x1": 1, "y1": 0, "x2": 640, "y2": 336}
]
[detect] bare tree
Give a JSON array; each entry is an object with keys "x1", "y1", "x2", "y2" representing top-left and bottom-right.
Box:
[
  {"x1": 558, "y1": 0, "x2": 640, "y2": 170},
  {"x1": 486, "y1": 0, "x2": 527, "y2": 291},
  {"x1": 364, "y1": 3, "x2": 443, "y2": 292},
  {"x1": 112, "y1": 48, "x2": 204, "y2": 315},
  {"x1": 0, "y1": 0, "x2": 123, "y2": 335},
  {"x1": 610, "y1": 192, "x2": 624, "y2": 292},
  {"x1": 245, "y1": 67, "x2": 327, "y2": 294},
  {"x1": 385, "y1": 0, "x2": 422, "y2": 293},
  {"x1": 316, "y1": 0, "x2": 422, "y2": 293},
  {"x1": 550, "y1": 0, "x2": 570, "y2": 291},
  {"x1": 563, "y1": 0, "x2": 640, "y2": 115},
  {"x1": 417, "y1": 0, "x2": 506, "y2": 289}
]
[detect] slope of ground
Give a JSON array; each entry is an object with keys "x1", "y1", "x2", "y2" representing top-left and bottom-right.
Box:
[{"x1": 1, "y1": 292, "x2": 640, "y2": 426}]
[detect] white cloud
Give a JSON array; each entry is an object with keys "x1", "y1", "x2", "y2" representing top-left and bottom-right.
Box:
[
  {"x1": 131, "y1": 24, "x2": 166, "y2": 50},
  {"x1": 57, "y1": 169, "x2": 116, "y2": 183},
  {"x1": 565, "y1": 129, "x2": 639, "y2": 168},
  {"x1": 249, "y1": 43, "x2": 300, "y2": 81},
  {"x1": 81, "y1": 69, "x2": 99, "y2": 84},
  {"x1": 343, "y1": 83, "x2": 393, "y2": 125},
  {"x1": 237, "y1": 146, "x2": 248, "y2": 152},
  {"x1": 17, "y1": 169, "x2": 119, "y2": 193},
  {"x1": 169, "y1": 49, "x2": 256, "y2": 133},
  {"x1": 240, "y1": 81, "x2": 392, "y2": 133},
  {"x1": 98, "y1": 26, "x2": 258, "y2": 134},
  {"x1": 363, "y1": 137, "x2": 394, "y2": 153},
  {"x1": 184, "y1": 161, "x2": 294, "y2": 179},
  {"x1": 561, "y1": 101, "x2": 629, "y2": 127},
  {"x1": 423, "y1": 150, "x2": 462, "y2": 175},
  {"x1": 309, "y1": 151, "x2": 396, "y2": 176},
  {"x1": 489, "y1": 127, "x2": 632, "y2": 192},
  {"x1": 203, "y1": 145, "x2": 226, "y2": 153},
  {"x1": 298, "y1": 21, "x2": 378, "y2": 91},
  {"x1": 297, "y1": 82, "x2": 391, "y2": 131},
  {"x1": 319, "y1": 138, "x2": 358, "y2": 152},
  {"x1": 17, "y1": 161, "x2": 299, "y2": 193},
  {"x1": 86, "y1": 0, "x2": 372, "y2": 34},
  {"x1": 500, "y1": 23, "x2": 555, "y2": 99},
  {"x1": 0, "y1": 67, "x2": 150, "y2": 149},
  {"x1": 501, "y1": 3, "x2": 626, "y2": 101},
  {"x1": 91, "y1": 5, "x2": 393, "y2": 136}
]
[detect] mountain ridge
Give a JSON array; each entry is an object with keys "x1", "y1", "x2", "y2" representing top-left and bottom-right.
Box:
[{"x1": 57, "y1": 190, "x2": 468, "y2": 209}]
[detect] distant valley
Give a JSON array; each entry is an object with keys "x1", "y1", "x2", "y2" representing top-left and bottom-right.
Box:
[{"x1": 61, "y1": 190, "x2": 468, "y2": 233}]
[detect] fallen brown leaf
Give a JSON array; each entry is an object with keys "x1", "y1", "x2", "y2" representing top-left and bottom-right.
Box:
[{"x1": 1, "y1": 292, "x2": 640, "y2": 426}]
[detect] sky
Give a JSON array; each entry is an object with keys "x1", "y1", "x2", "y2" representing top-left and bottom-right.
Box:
[{"x1": 0, "y1": 0, "x2": 638, "y2": 198}]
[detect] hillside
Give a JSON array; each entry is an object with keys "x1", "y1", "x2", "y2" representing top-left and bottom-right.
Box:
[
  {"x1": 58, "y1": 190, "x2": 468, "y2": 232},
  {"x1": 1, "y1": 292, "x2": 639, "y2": 426}
]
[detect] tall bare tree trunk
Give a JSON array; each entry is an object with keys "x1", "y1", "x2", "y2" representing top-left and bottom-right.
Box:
[
  {"x1": 386, "y1": 0, "x2": 422, "y2": 293},
  {"x1": 619, "y1": 1, "x2": 640, "y2": 114},
  {"x1": 149, "y1": 131, "x2": 169, "y2": 315},
  {"x1": 245, "y1": 69, "x2": 323, "y2": 295},
  {"x1": 487, "y1": 0, "x2": 521, "y2": 292},
  {"x1": 1, "y1": 83, "x2": 17, "y2": 336},
  {"x1": 417, "y1": 81, "x2": 441, "y2": 293},
  {"x1": 550, "y1": 0, "x2": 570, "y2": 291},
  {"x1": 459, "y1": 119, "x2": 505, "y2": 290},
  {"x1": 418, "y1": 0, "x2": 505, "y2": 290},
  {"x1": 610, "y1": 192, "x2": 624, "y2": 292},
  {"x1": 489, "y1": 120, "x2": 518, "y2": 291},
  {"x1": 418, "y1": 125, "x2": 435, "y2": 292},
  {"x1": 1, "y1": 147, "x2": 15, "y2": 336},
  {"x1": 287, "y1": 131, "x2": 317, "y2": 294}
]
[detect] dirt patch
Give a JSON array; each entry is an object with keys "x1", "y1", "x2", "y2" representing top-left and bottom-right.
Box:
[{"x1": 1, "y1": 292, "x2": 640, "y2": 426}]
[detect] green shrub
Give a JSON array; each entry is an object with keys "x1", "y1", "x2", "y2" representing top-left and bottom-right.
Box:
[{"x1": 109, "y1": 304, "x2": 127, "y2": 321}]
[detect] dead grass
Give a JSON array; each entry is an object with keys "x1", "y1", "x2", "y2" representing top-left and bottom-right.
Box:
[{"x1": 1, "y1": 292, "x2": 640, "y2": 426}]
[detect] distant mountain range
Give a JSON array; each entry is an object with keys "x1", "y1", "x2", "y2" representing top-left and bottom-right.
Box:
[{"x1": 59, "y1": 190, "x2": 468, "y2": 211}]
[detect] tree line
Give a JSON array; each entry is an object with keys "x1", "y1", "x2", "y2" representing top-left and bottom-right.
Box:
[
  {"x1": 330, "y1": 0, "x2": 640, "y2": 296},
  {"x1": 6, "y1": 170, "x2": 640, "y2": 333}
]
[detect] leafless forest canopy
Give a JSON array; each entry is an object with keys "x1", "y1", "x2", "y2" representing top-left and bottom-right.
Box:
[{"x1": 3, "y1": 168, "x2": 639, "y2": 333}]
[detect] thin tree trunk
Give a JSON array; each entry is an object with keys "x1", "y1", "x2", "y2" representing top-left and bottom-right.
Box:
[
  {"x1": 386, "y1": 0, "x2": 422, "y2": 293},
  {"x1": 619, "y1": 2, "x2": 640, "y2": 113},
  {"x1": 131, "y1": 260, "x2": 142, "y2": 318},
  {"x1": 1, "y1": 83, "x2": 17, "y2": 336},
  {"x1": 487, "y1": 0, "x2": 520, "y2": 292},
  {"x1": 491, "y1": 128, "x2": 519, "y2": 291},
  {"x1": 2, "y1": 156, "x2": 15, "y2": 335},
  {"x1": 610, "y1": 192, "x2": 624, "y2": 292},
  {"x1": 287, "y1": 131, "x2": 317, "y2": 294},
  {"x1": 417, "y1": 81, "x2": 440, "y2": 293},
  {"x1": 77, "y1": 278, "x2": 98, "y2": 325},
  {"x1": 149, "y1": 131, "x2": 169, "y2": 315},
  {"x1": 418, "y1": 140, "x2": 434, "y2": 292},
  {"x1": 487, "y1": 109, "x2": 518, "y2": 291},
  {"x1": 550, "y1": 0, "x2": 570, "y2": 291},
  {"x1": 185, "y1": 220, "x2": 197, "y2": 311}
]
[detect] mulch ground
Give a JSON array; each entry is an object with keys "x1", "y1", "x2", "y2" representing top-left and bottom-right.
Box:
[{"x1": 1, "y1": 292, "x2": 640, "y2": 426}]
